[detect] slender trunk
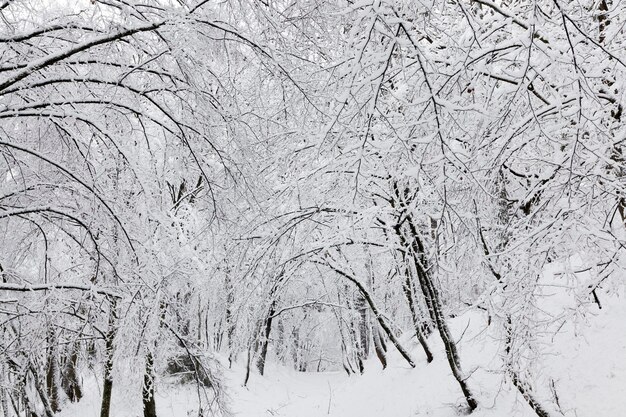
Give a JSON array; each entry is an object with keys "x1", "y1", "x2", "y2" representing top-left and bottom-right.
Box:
[
  {"x1": 291, "y1": 327, "x2": 300, "y2": 371},
  {"x1": 0, "y1": 361, "x2": 10, "y2": 417},
  {"x1": 387, "y1": 185, "x2": 434, "y2": 361},
  {"x1": 416, "y1": 263, "x2": 477, "y2": 410},
  {"x1": 372, "y1": 325, "x2": 387, "y2": 369},
  {"x1": 348, "y1": 319, "x2": 364, "y2": 373},
  {"x1": 275, "y1": 319, "x2": 285, "y2": 364},
  {"x1": 224, "y1": 268, "x2": 237, "y2": 368},
  {"x1": 45, "y1": 328, "x2": 60, "y2": 413},
  {"x1": 225, "y1": 272, "x2": 235, "y2": 350},
  {"x1": 62, "y1": 341, "x2": 83, "y2": 402},
  {"x1": 406, "y1": 220, "x2": 477, "y2": 411},
  {"x1": 331, "y1": 297, "x2": 355, "y2": 375},
  {"x1": 598, "y1": 0, "x2": 609, "y2": 44},
  {"x1": 0, "y1": 392, "x2": 7, "y2": 417},
  {"x1": 412, "y1": 276, "x2": 435, "y2": 337},
  {"x1": 340, "y1": 340, "x2": 355, "y2": 375},
  {"x1": 356, "y1": 294, "x2": 370, "y2": 363},
  {"x1": 197, "y1": 301, "x2": 204, "y2": 348},
  {"x1": 142, "y1": 351, "x2": 157, "y2": 417},
  {"x1": 100, "y1": 299, "x2": 118, "y2": 417},
  {"x1": 256, "y1": 300, "x2": 277, "y2": 376},
  {"x1": 360, "y1": 248, "x2": 376, "y2": 364},
  {"x1": 243, "y1": 344, "x2": 252, "y2": 386},
  {"x1": 400, "y1": 261, "x2": 433, "y2": 362},
  {"x1": 214, "y1": 327, "x2": 222, "y2": 352},
  {"x1": 30, "y1": 365, "x2": 55, "y2": 417},
  {"x1": 378, "y1": 327, "x2": 387, "y2": 352}
]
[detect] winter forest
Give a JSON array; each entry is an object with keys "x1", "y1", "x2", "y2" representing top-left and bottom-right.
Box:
[{"x1": 0, "y1": 0, "x2": 625, "y2": 416}]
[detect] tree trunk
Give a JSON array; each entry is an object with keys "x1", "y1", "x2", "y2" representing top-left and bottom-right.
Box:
[
  {"x1": 256, "y1": 300, "x2": 277, "y2": 376},
  {"x1": 505, "y1": 318, "x2": 554, "y2": 417},
  {"x1": 0, "y1": 361, "x2": 10, "y2": 417},
  {"x1": 45, "y1": 328, "x2": 61, "y2": 413},
  {"x1": 405, "y1": 220, "x2": 477, "y2": 411},
  {"x1": 372, "y1": 325, "x2": 387, "y2": 369},
  {"x1": 225, "y1": 271, "x2": 235, "y2": 355},
  {"x1": 62, "y1": 342, "x2": 83, "y2": 403},
  {"x1": 30, "y1": 365, "x2": 55, "y2": 417},
  {"x1": 100, "y1": 299, "x2": 118, "y2": 417},
  {"x1": 388, "y1": 183, "x2": 434, "y2": 362},
  {"x1": 348, "y1": 319, "x2": 365, "y2": 373},
  {"x1": 243, "y1": 344, "x2": 253, "y2": 386},
  {"x1": 275, "y1": 319, "x2": 286, "y2": 364},
  {"x1": 142, "y1": 351, "x2": 157, "y2": 417},
  {"x1": 400, "y1": 261, "x2": 433, "y2": 362},
  {"x1": 340, "y1": 340, "x2": 355, "y2": 375},
  {"x1": 356, "y1": 294, "x2": 370, "y2": 364},
  {"x1": 331, "y1": 298, "x2": 356, "y2": 375}
]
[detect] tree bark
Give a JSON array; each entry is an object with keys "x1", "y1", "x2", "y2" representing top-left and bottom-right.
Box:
[
  {"x1": 256, "y1": 299, "x2": 277, "y2": 376},
  {"x1": 243, "y1": 344, "x2": 253, "y2": 386},
  {"x1": 0, "y1": 360, "x2": 13, "y2": 417},
  {"x1": 100, "y1": 299, "x2": 118, "y2": 417},
  {"x1": 45, "y1": 327, "x2": 61, "y2": 413},
  {"x1": 30, "y1": 365, "x2": 55, "y2": 417},
  {"x1": 142, "y1": 351, "x2": 157, "y2": 417},
  {"x1": 387, "y1": 184, "x2": 434, "y2": 361},
  {"x1": 61, "y1": 341, "x2": 83, "y2": 402},
  {"x1": 372, "y1": 325, "x2": 387, "y2": 369},
  {"x1": 400, "y1": 260, "x2": 433, "y2": 363},
  {"x1": 225, "y1": 270, "x2": 235, "y2": 353},
  {"x1": 356, "y1": 294, "x2": 370, "y2": 364},
  {"x1": 405, "y1": 219, "x2": 478, "y2": 411}
]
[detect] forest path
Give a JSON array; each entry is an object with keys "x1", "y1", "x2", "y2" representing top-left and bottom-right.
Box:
[
  {"x1": 229, "y1": 312, "x2": 511, "y2": 417},
  {"x1": 57, "y1": 294, "x2": 626, "y2": 417},
  {"x1": 228, "y1": 297, "x2": 626, "y2": 417}
]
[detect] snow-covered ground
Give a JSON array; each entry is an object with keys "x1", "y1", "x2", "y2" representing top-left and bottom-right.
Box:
[{"x1": 59, "y1": 290, "x2": 626, "y2": 417}]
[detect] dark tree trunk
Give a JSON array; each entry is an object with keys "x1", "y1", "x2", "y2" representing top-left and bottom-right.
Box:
[
  {"x1": 225, "y1": 271, "x2": 235, "y2": 354},
  {"x1": 142, "y1": 351, "x2": 157, "y2": 417},
  {"x1": 243, "y1": 344, "x2": 253, "y2": 386},
  {"x1": 356, "y1": 294, "x2": 370, "y2": 363},
  {"x1": 400, "y1": 261, "x2": 433, "y2": 363},
  {"x1": 256, "y1": 300, "x2": 277, "y2": 376},
  {"x1": 598, "y1": 0, "x2": 610, "y2": 44},
  {"x1": 372, "y1": 326, "x2": 387, "y2": 369},
  {"x1": 378, "y1": 327, "x2": 387, "y2": 352},
  {"x1": 225, "y1": 278, "x2": 236, "y2": 368},
  {"x1": 405, "y1": 219, "x2": 477, "y2": 411},
  {"x1": 386, "y1": 184, "x2": 434, "y2": 361},
  {"x1": 340, "y1": 340, "x2": 355, "y2": 375},
  {"x1": 100, "y1": 300, "x2": 118, "y2": 417},
  {"x1": 45, "y1": 328, "x2": 60, "y2": 413},
  {"x1": 415, "y1": 263, "x2": 477, "y2": 411},
  {"x1": 61, "y1": 342, "x2": 83, "y2": 402},
  {"x1": 349, "y1": 319, "x2": 365, "y2": 374}
]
